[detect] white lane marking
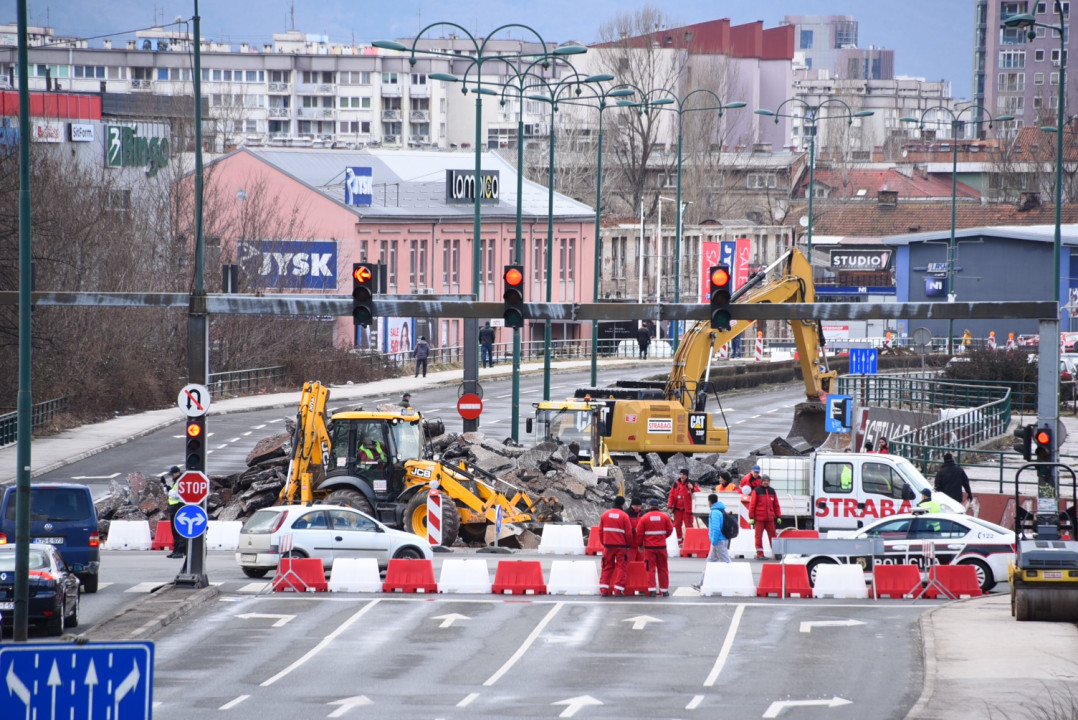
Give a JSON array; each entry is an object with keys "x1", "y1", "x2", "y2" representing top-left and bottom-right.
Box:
[
  {"x1": 261, "y1": 600, "x2": 381, "y2": 686},
  {"x1": 219, "y1": 695, "x2": 249, "y2": 710},
  {"x1": 457, "y1": 693, "x2": 480, "y2": 707},
  {"x1": 495, "y1": 393, "x2": 512, "y2": 399},
  {"x1": 703, "y1": 603, "x2": 745, "y2": 687},
  {"x1": 238, "y1": 582, "x2": 271, "y2": 593},
  {"x1": 229, "y1": 437, "x2": 241, "y2": 442},
  {"x1": 253, "y1": 424, "x2": 267, "y2": 429},
  {"x1": 125, "y1": 582, "x2": 162, "y2": 593},
  {"x1": 242, "y1": 431, "x2": 253, "y2": 436},
  {"x1": 686, "y1": 695, "x2": 705, "y2": 710},
  {"x1": 750, "y1": 414, "x2": 762, "y2": 419},
  {"x1": 483, "y1": 602, "x2": 564, "y2": 686},
  {"x1": 766, "y1": 408, "x2": 778, "y2": 413}
]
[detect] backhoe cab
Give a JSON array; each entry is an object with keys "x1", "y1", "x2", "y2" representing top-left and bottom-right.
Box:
[{"x1": 278, "y1": 381, "x2": 540, "y2": 546}]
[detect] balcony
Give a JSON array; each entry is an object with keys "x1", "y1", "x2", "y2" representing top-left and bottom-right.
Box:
[
  {"x1": 383, "y1": 134, "x2": 399, "y2": 145},
  {"x1": 382, "y1": 109, "x2": 402, "y2": 121},
  {"x1": 268, "y1": 82, "x2": 290, "y2": 93},
  {"x1": 131, "y1": 79, "x2": 153, "y2": 90},
  {"x1": 298, "y1": 107, "x2": 335, "y2": 119},
  {"x1": 269, "y1": 107, "x2": 291, "y2": 118},
  {"x1": 410, "y1": 110, "x2": 430, "y2": 122}
]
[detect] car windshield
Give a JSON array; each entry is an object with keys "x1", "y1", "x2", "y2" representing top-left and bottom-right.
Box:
[
  {"x1": 392, "y1": 421, "x2": 424, "y2": 461},
  {"x1": 241, "y1": 509, "x2": 286, "y2": 533},
  {"x1": 890, "y1": 457, "x2": 933, "y2": 496},
  {"x1": 0, "y1": 549, "x2": 48, "y2": 572},
  {"x1": 4, "y1": 488, "x2": 92, "y2": 522},
  {"x1": 535, "y1": 407, "x2": 594, "y2": 457},
  {"x1": 963, "y1": 516, "x2": 1013, "y2": 535}
]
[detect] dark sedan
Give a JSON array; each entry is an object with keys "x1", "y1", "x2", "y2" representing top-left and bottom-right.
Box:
[{"x1": 0, "y1": 544, "x2": 81, "y2": 635}]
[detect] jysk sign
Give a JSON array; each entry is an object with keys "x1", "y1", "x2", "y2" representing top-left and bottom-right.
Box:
[
  {"x1": 446, "y1": 169, "x2": 500, "y2": 204},
  {"x1": 242, "y1": 240, "x2": 338, "y2": 290},
  {"x1": 829, "y1": 249, "x2": 892, "y2": 270},
  {"x1": 345, "y1": 166, "x2": 373, "y2": 206},
  {"x1": 106, "y1": 124, "x2": 170, "y2": 177}
]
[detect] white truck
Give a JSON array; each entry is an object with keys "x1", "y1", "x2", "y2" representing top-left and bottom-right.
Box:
[{"x1": 695, "y1": 452, "x2": 963, "y2": 533}]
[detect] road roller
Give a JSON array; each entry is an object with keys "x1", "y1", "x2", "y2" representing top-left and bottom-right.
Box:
[{"x1": 1010, "y1": 460, "x2": 1078, "y2": 622}]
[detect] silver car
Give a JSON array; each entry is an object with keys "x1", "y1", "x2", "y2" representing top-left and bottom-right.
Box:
[{"x1": 235, "y1": 505, "x2": 433, "y2": 579}]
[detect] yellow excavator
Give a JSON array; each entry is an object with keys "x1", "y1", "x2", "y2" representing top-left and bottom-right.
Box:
[
  {"x1": 278, "y1": 381, "x2": 540, "y2": 545},
  {"x1": 531, "y1": 248, "x2": 836, "y2": 463}
]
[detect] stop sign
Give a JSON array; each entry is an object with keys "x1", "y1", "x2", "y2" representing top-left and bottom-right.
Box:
[
  {"x1": 457, "y1": 393, "x2": 483, "y2": 420},
  {"x1": 177, "y1": 470, "x2": 210, "y2": 504}
]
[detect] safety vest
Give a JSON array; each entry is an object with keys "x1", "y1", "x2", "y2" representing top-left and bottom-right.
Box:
[
  {"x1": 919, "y1": 499, "x2": 943, "y2": 514},
  {"x1": 840, "y1": 465, "x2": 852, "y2": 491},
  {"x1": 167, "y1": 478, "x2": 182, "y2": 506}
]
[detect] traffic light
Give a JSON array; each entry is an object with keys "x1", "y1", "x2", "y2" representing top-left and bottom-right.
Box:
[
  {"x1": 351, "y1": 262, "x2": 375, "y2": 326},
  {"x1": 185, "y1": 417, "x2": 205, "y2": 472},
  {"x1": 708, "y1": 264, "x2": 732, "y2": 330},
  {"x1": 1033, "y1": 423, "x2": 1053, "y2": 464},
  {"x1": 1013, "y1": 424, "x2": 1033, "y2": 461},
  {"x1": 503, "y1": 264, "x2": 525, "y2": 329}
]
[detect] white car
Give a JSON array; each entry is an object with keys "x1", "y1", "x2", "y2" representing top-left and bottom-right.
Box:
[
  {"x1": 235, "y1": 505, "x2": 433, "y2": 579},
  {"x1": 792, "y1": 512, "x2": 1015, "y2": 594}
]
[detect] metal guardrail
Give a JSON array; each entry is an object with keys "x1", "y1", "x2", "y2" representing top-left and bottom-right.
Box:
[
  {"x1": 0, "y1": 397, "x2": 68, "y2": 448},
  {"x1": 207, "y1": 366, "x2": 288, "y2": 396}
]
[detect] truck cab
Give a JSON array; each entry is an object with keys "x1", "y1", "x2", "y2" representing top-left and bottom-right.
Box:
[{"x1": 325, "y1": 409, "x2": 427, "y2": 502}]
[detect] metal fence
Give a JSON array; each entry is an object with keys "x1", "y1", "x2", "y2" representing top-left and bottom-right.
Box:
[
  {"x1": 0, "y1": 397, "x2": 68, "y2": 448},
  {"x1": 207, "y1": 366, "x2": 288, "y2": 396}
]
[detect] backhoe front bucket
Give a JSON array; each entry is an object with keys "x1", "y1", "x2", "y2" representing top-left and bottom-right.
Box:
[{"x1": 789, "y1": 401, "x2": 828, "y2": 448}]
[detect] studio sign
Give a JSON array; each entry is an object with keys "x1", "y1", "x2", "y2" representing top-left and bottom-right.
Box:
[
  {"x1": 829, "y1": 249, "x2": 892, "y2": 270},
  {"x1": 445, "y1": 169, "x2": 499, "y2": 205}
]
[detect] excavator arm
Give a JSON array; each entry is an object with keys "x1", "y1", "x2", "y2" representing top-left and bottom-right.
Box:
[
  {"x1": 665, "y1": 248, "x2": 835, "y2": 412},
  {"x1": 278, "y1": 380, "x2": 332, "y2": 505}
]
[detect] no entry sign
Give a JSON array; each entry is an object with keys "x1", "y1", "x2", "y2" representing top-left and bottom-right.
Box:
[
  {"x1": 457, "y1": 393, "x2": 483, "y2": 421},
  {"x1": 177, "y1": 470, "x2": 210, "y2": 504}
]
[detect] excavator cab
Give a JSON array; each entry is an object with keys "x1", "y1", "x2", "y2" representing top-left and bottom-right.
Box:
[{"x1": 326, "y1": 413, "x2": 425, "y2": 500}]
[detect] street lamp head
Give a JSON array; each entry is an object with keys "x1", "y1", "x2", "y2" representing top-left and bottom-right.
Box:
[
  {"x1": 724, "y1": 101, "x2": 748, "y2": 109},
  {"x1": 852, "y1": 110, "x2": 875, "y2": 118},
  {"x1": 649, "y1": 98, "x2": 675, "y2": 106},
  {"x1": 475, "y1": 86, "x2": 498, "y2": 96},
  {"x1": 615, "y1": 99, "x2": 637, "y2": 106},
  {"x1": 1002, "y1": 12, "x2": 1036, "y2": 28},
  {"x1": 754, "y1": 109, "x2": 775, "y2": 117},
  {"x1": 1043, "y1": 125, "x2": 1062, "y2": 133},
  {"x1": 899, "y1": 116, "x2": 918, "y2": 124},
  {"x1": 429, "y1": 72, "x2": 459, "y2": 83},
  {"x1": 584, "y1": 73, "x2": 615, "y2": 83},
  {"x1": 526, "y1": 94, "x2": 550, "y2": 103},
  {"x1": 372, "y1": 39, "x2": 408, "y2": 51},
  {"x1": 610, "y1": 88, "x2": 636, "y2": 98},
  {"x1": 553, "y1": 44, "x2": 588, "y2": 56}
]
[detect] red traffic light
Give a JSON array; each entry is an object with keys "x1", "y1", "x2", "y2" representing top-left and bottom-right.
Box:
[
  {"x1": 710, "y1": 267, "x2": 731, "y2": 288},
  {"x1": 186, "y1": 422, "x2": 202, "y2": 438},
  {"x1": 1035, "y1": 429, "x2": 1051, "y2": 446},
  {"x1": 352, "y1": 265, "x2": 372, "y2": 284},
  {"x1": 504, "y1": 266, "x2": 524, "y2": 286}
]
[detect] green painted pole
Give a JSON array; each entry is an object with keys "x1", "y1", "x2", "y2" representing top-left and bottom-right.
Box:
[
  {"x1": 511, "y1": 107, "x2": 524, "y2": 441},
  {"x1": 543, "y1": 115, "x2": 555, "y2": 401},
  {"x1": 590, "y1": 105, "x2": 605, "y2": 386}
]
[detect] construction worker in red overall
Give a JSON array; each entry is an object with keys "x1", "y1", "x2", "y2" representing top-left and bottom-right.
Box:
[
  {"x1": 667, "y1": 469, "x2": 700, "y2": 543},
  {"x1": 637, "y1": 498, "x2": 675, "y2": 596},
  {"x1": 748, "y1": 474, "x2": 783, "y2": 559},
  {"x1": 598, "y1": 496, "x2": 635, "y2": 596}
]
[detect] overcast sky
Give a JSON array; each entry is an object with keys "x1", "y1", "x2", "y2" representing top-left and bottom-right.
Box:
[{"x1": 20, "y1": 0, "x2": 975, "y2": 98}]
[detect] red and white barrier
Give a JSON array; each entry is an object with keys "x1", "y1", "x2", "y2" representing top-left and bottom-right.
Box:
[
  {"x1": 427, "y1": 488, "x2": 443, "y2": 546},
  {"x1": 754, "y1": 332, "x2": 764, "y2": 362},
  {"x1": 987, "y1": 331, "x2": 996, "y2": 350}
]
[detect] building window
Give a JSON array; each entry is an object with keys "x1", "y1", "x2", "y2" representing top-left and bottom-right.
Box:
[
  {"x1": 1035, "y1": 71, "x2": 1045, "y2": 84},
  {"x1": 999, "y1": 49, "x2": 1026, "y2": 68},
  {"x1": 269, "y1": 70, "x2": 290, "y2": 83},
  {"x1": 381, "y1": 72, "x2": 399, "y2": 85},
  {"x1": 1036, "y1": 49, "x2": 1046, "y2": 62},
  {"x1": 611, "y1": 236, "x2": 627, "y2": 280},
  {"x1": 74, "y1": 65, "x2": 105, "y2": 78},
  {"x1": 747, "y1": 173, "x2": 778, "y2": 189},
  {"x1": 998, "y1": 72, "x2": 1025, "y2": 92},
  {"x1": 411, "y1": 73, "x2": 427, "y2": 85},
  {"x1": 302, "y1": 71, "x2": 334, "y2": 84},
  {"x1": 800, "y1": 29, "x2": 813, "y2": 49}
]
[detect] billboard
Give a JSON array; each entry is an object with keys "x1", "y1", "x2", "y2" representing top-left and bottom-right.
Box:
[
  {"x1": 240, "y1": 240, "x2": 338, "y2": 290},
  {"x1": 344, "y1": 166, "x2": 372, "y2": 206}
]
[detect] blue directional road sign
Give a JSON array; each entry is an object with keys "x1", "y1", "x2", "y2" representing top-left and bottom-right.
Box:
[
  {"x1": 174, "y1": 504, "x2": 208, "y2": 539},
  {"x1": 849, "y1": 348, "x2": 878, "y2": 375},
  {"x1": 0, "y1": 642, "x2": 154, "y2": 719}
]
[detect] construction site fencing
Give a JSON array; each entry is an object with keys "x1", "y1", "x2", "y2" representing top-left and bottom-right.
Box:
[{"x1": 0, "y1": 397, "x2": 68, "y2": 449}]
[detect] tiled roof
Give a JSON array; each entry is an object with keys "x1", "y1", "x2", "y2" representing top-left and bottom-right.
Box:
[{"x1": 800, "y1": 168, "x2": 979, "y2": 200}]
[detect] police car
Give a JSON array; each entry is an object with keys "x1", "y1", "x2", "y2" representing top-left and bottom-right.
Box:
[{"x1": 792, "y1": 511, "x2": 1015, "y2": 594}]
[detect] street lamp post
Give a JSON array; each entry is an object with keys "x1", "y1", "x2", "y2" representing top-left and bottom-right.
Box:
[
  {"x1": 755, "y1": 100, "x2": 874, "y2": 265},
  {"x1": 900, "y1": 106, "x2": 1013, "y2": 354},
  {"x1": 373, "y1": 26, "x2": 585, "y2": 431},
  {"x1": 525, "y1": 72, "x2": 614, "y2": 400},
  {"x1": 647, "y1": 90, "x2": 745, "y2": 350}
]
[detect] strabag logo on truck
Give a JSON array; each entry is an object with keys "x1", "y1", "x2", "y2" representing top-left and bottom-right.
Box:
[
  {"x1": 647, "y1": 419, "x2": 673, "y2": 434},
  {"x1": 815, "y1": 497, "x2": 915, "y2": 519}
]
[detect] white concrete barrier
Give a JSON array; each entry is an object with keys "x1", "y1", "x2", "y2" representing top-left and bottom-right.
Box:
[
  {"x1": 438, "y1": 558, "x2": 492, "y2": 594},
  {"x1": 103, "y1": 520, "x2": 152, "y2": 550},
  {"x1": 537, "y1": 524, "x2": 586, "y2": 555},
  {"x1": 205, "y1": 521, "x2": 242, "y2": 551},
  {"x1": 700, "y1": 562, "x2": 757, "y2": 597},
  {"x1": 666, "y1": 531, "x2": 680, "y2": 558},
  {"x1": 812, "y1": 564, "x2": 869, "y2": 599},
  {"x1": 547, "y1": 559, "x2": 600, "y2": 595},
  {"x1": 327, "y1": 558, "x2": 382, "y2": 593}
]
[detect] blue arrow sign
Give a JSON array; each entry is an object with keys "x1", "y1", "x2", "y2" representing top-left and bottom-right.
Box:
[
  {"x1": 849, "y1": 348, "x2": 878, "y2": 375},
  {"x1": 0, "y1": 642, "x2": 153, "y2": 719},
  {"x1": 174, "y1": 504, "x2": 208, "y2": 539}
]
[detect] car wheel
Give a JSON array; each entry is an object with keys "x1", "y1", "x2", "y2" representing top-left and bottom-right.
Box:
[
  {"x1": 323, "y1": 489, "x2": 374, "y2": 516},
  {"x1": 806, "y1": 558, "x2": 838, "y2": 587},
  {"x1": 403, "y1": 490, "x2": 460, "y2": 547},
  {"x1": 80, "y1": 573, "x2": 98, "y2": 594},
  {"x1": 45, "y1": 594, "x2": 65, "y2": 636},
  {"x1": 66, "y1": 592, "x2": 80, "y2": 629},
  {"x1": 958, "y1": 559, "x2": 994, "y2": 593},
  {"x1": 393, "y1": 546, "x2": 424, "y2": 561},
  {"x1": 242, "y1": 567, "x2": 270, "y2": 579}
]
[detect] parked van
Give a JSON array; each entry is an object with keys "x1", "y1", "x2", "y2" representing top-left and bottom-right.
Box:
[{"x1": 0, "y1": 484, "x2": 100, "y2": 592}]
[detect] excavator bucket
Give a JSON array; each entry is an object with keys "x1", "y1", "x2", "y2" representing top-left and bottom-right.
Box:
[{"x1": 788, "y1": 401, "x2": 829, "y2": 448}]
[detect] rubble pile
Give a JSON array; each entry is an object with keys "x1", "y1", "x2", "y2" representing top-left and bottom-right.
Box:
[{"x1": 94, "y1": 427, "x2": 755, "y2": 544}]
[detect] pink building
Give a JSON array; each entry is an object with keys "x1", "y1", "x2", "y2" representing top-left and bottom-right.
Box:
[{"x1": 201, "y1": 147, "x2": 595, "y2": 351}]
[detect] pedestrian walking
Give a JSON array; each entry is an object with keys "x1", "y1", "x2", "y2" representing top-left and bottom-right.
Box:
[
  {"x1": 934, "y1": 452, "x2": 973, "y2": 505},
  {"x1": 636, "y1": 322, "x2": 651, "y2": 359},
  {"x1": 400, "y1": 392, "x2": 412, "y2": 408},
  {"x1": 636, "y1": 498, "x2": 675, "y2": 596},
  {"x1": 597, "y1": 496, "x2": 634, "y2": 597},
  {"x1": 693, "y1": 493, "x2": 731, "y2": 590},
  {"x1": 667, "y1": 469, "x2": 700, "y2": 542},
  {"x1": 748, "y1": 474, "x2": 782, "y2": 559},
  {"x1": 479, "y1": 321, "x2": 496, "y2": 368},
  {"x1": 413, "y1": 336, "x2": 430, "y2": 378},
  {"x1": 164, "y1": 466, "x2": 187, "y2": 558},
  {"x1": 740, "y1": 464, "x2": 763, "y2": 491}
]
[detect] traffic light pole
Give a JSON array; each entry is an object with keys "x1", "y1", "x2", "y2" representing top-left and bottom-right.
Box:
[{"x1": 1036, "y1": 317, "x2": 1061, "y2": 538}]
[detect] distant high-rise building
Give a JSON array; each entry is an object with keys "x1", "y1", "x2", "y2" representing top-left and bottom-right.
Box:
[
  {"x1": 783, "y1": 15, "x2": 894, "y2": 80},
  {"x1": 975, "y1": 0, "x2": 1078, "y2": 126}
]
